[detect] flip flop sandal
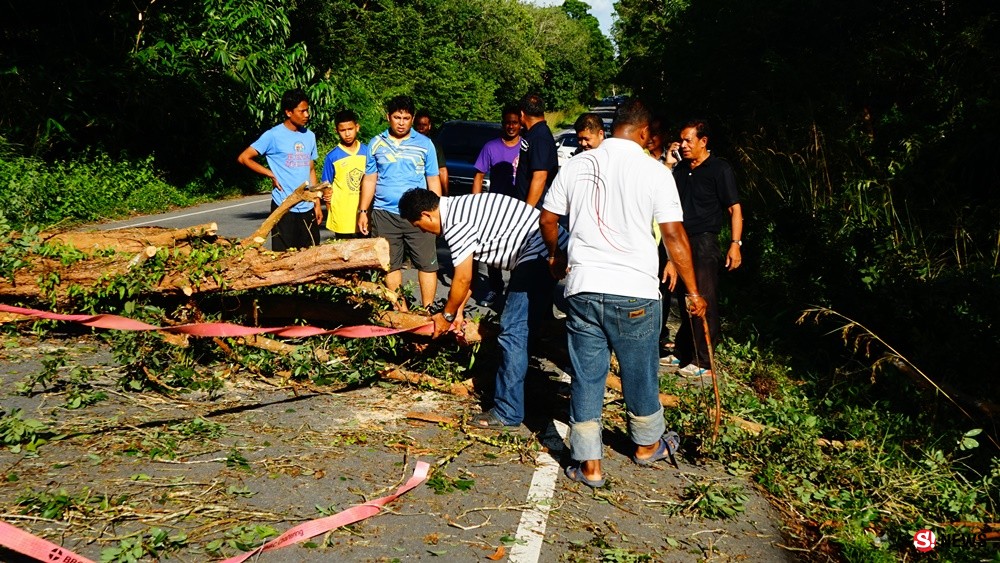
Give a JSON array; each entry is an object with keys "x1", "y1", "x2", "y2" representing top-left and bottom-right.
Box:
[
  {"x1": 633, "y1": 431, "x2": 681, "y2": 469},
  {"x1": 565, "y1": 465, "x2": 606, "y2": 488},
  {"x1": 469, "y1": 410, "x2": 520, "y2": 430}
]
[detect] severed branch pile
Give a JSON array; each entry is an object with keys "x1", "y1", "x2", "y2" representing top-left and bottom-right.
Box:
[{"x1": 0, "y1": 182, "x2": 489, "y2": 393}]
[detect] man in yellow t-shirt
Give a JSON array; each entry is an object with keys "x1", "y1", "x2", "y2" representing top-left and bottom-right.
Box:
[{"x1": 321, "y1": 109, "x2": 369, "y2": 238}]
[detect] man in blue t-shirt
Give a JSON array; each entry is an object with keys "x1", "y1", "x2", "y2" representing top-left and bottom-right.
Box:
[
  {"x1": 357, "y1": 95, "x2": 443, "y2": 310},
  {"x1": 238, "y1": 88, "x2": 319, "y2": 251}
]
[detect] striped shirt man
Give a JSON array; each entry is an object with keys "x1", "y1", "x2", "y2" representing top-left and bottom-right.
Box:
[
  {"x1": 399, "y1": 188, "x2": 568, "y2": 428},
  {"x1": 439, "y1": 193, "x2": 567, "y2": 271}
]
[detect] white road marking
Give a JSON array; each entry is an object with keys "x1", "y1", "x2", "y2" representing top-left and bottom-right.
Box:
[
  {"x1": 509, "y1": 419, "x2": 569, "y2": 563},
  {"x1": 108, "y1": 196, "x2": 270, "y2": 229}
]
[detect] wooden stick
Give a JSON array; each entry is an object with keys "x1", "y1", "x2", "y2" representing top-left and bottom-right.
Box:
[
  {"x1": 126, "y1": 246, "x2": 158, "y2": 270},
  {"x1": 242, "y1": 182, "x2": 328, "y2": 247},
  {"x1": 376, "y1": 310, "x2": 491, "y2": 343},
  {"x1": 236, "y1": 334, "x2": 331, "y2": 363},
  {"x1": 406, "y1": 412, "x2": 459, "y2": 425},
  {"x1": 381, "y1": 367, "x2": 474, "y2": 396}
]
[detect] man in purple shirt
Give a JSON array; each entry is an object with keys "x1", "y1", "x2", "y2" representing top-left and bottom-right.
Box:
[
  {"x1": 472, "y1": 105, "x2": 521, "y2": 197},
  {"x1": 470, "y1": 105, "x2": 522, "y2": 304}
]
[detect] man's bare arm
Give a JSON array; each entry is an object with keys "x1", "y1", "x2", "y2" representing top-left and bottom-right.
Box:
[
  {"x1": 438, "y1": 166, "x2": 449, "y2": 196},
  {"x1": 525, "y1": 170, "x2": 548, "y2": 207},
  {"x1": 726, "y1": 203, "x2": 744, "y2": 270},
  {"x1": 540, "y1": 209, "x2": 566, "y2": 280},
  {"x1": 237, "y1": 147, "x2": 278, "y2": 188},
  {"x1": 432, "y1": 255, "x2": 473, "y2": 337},
  {"x1": 471, "y1": 172, "x2": 486, "y2": 194},
  {"x1": 357, "y1": 173, "x2": 377, "y2": 235},
  {"x1": 309, "y1": 160, "x2": 322, "y2": 222},
  {"x1": 426, "y1": 175, "x2": 442, "y2": 197},
  {"x1": 659, "y1": 221, "x2": 707, "y2": 317}
]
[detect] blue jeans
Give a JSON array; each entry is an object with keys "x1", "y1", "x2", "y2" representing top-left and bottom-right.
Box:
[
  {"x1": 566, "y1": 292, "x2": 665, "y2": 461},
  {"x1": 492, "y1": 259, "x2": 556, "y2": 425}
]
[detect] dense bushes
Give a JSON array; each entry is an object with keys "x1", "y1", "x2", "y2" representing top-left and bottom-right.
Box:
[
  {"x1": 0, "y1": 148, "x2": 204, "y2": 229},
  {"x1": 616, "y1": 1, "x2": 1000, "y2": 558}
]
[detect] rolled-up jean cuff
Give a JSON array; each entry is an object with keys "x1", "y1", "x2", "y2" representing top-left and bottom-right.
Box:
[
  {"x1": 629, "y1": 406, "x2": 665, "y2": 447},
  {"x1": 568, "y1": 418, "x2": 604, "y2": 462}
]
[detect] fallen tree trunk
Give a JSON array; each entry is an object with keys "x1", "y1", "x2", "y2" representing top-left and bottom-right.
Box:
[
  {"x1": 0, "y1": 238, "x2": 391, "y2": 302},
  {"x1": 43, "y1": 223, "x2": 219, "y2": 254},
  {"x1": 159, "y1": 238, "x2": 391, "y2": 296}
]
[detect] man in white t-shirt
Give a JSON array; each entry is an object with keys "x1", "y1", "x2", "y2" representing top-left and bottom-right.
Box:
[
  {"x1": 399, "y1": 189, "x2": 568, "y2": 430},
  {"x1": 540, "y1": 99, "x2": 707, "y2": 488}
]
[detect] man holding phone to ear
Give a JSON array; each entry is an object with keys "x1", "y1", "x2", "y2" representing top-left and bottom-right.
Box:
[{"x1": 665, "y1": 119, "x2": 743, "y2": 379}]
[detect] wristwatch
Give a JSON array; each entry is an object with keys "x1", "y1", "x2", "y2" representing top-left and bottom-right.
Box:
[
  {"x1": 442, "y1": 311, "x2": 456, "y2": 323},
  {"x1": 731, "y1": 240, "x2": 742, "y2": 247}
]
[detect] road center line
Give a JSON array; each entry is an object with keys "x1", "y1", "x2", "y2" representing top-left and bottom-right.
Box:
[
  {"x1": 509, "y1": 418, "x2": 569, "y2": 563},
  {"x1": 108, "y1": 196, "x2": 269, "y2": 229}
]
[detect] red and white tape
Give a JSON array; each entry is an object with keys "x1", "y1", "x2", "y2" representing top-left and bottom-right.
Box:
[
  {"x1": 0, "y1": 304, "x2": 432, "y2": 339},
  {"x1": 0, "y1": 461, "x2": 429, "y2": 562}
]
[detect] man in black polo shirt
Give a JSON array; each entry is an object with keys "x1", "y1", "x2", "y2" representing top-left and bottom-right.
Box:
[
  {"x1": 513, "y1": 93, "x2": 559, "y2": 207},
  {"x1": 667, "y1": 119, "x2": 744, "y2": 378}
]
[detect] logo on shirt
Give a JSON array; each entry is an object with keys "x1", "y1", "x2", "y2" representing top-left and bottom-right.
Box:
[
  {"x1": 294, "y1": 142, "x2": 305, "y2": 153},
  {"x1": 348, "y1": 169, "x2": 363, "y2": 191}
]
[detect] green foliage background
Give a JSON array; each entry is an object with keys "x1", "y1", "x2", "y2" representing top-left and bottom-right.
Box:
[
  {"x1": 0, "y1": 0, "x2": 612, "y2": 197},
  {"x1": 614, "y1": 0, "x2": 1000, "y2": 400},
  {"x1": 616, "y1": 0, "x2": 1000, "y2": 558}
]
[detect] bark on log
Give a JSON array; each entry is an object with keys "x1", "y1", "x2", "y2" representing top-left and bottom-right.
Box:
[
  {"x1": 159, "y1": 238, "x2": 390, "y2": 295},
  {"x1": 236, "y1": 334, "x2": 331, "y2": 363},
  {"x1": 0, "y1": 238, "x2": 391, "y2": 302},
  {"x1": 381, "y1": 367, "x2": 474, "y2": 396},
  {"x1": 44, "y1": 223, "x2": 218, "y2": 254},
  {"x1": 375, "y1": 310, "x2": 493, "y2": 343}
]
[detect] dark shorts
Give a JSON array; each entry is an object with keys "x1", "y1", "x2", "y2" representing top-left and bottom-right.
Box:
[
  {"x1": 371, "y1": 208, "x2": 439, "y2": 272},
  {"x1": 271, "y1": 201, "x2": 320, "y2": 251}
]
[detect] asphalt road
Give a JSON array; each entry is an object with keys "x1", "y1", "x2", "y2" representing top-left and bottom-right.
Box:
[
  {"x1": 102, "y1": 193, "x2": 274, "y2": 240},
  {"x1": 50, "y1": 188, "x2": 799, "y2": 562}
]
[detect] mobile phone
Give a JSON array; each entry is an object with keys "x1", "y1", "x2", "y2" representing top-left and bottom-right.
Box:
[{"x1": 670, "y1": 149, "x2": 682, "y2": 162}]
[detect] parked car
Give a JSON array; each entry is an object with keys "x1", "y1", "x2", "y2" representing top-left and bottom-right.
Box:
[
  {"x1": 435, "y1": 120, "x2": 503, "y2": 195},
  {"x1": 555, "y1": 132, "x2": 579, "y2": 167}
]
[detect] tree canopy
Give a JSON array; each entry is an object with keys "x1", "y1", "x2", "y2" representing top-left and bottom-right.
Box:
[
  {"x1": 1, "y1": 0, "x2": 613, "y2": 183},
  {"x1": 614, "y1": 0, "x2": 1000, "y2": 404}
]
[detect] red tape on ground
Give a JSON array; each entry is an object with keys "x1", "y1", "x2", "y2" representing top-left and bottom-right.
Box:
[
  {"x1": 0, "y1": 461, "x2": 429, "y2": 563},
  {"x1": 0, "y1": 520, "x2": 95, "y2": 563},
  {"x1": 0, "y1": 304, "x2": 432, "y2": 339},
  {"x1": 221, "y1": 461, "x2": 429, "y2": 562}
]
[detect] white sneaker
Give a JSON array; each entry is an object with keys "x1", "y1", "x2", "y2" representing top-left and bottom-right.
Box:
[
  {"x1": 659, "y1": 354, "x2": 681, "y2": 367},
  {"x1": 677, "y1": 364, "x2": 713, "y2": 378}
]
